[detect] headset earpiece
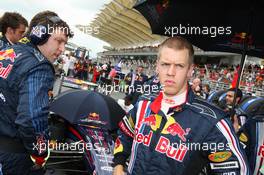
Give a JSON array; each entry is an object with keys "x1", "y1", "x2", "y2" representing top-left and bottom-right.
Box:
[
  {"x1": 29, "y1": 15, "x2": 62, "y2": 45},
  {"x1": 29, "y1": 24, "x2": 49, "y2": 45}
]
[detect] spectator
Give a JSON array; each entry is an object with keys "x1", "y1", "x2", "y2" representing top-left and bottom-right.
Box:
[
  {"x1": 61, "y1": 54, "x2": 70, "y2": 75},
  {"x1": 225, "y1": 88, "x2": 246, "y2": 132},
  {"x1": 67, "y1": 52, "x2": 76, "y2": 77},
  {"x1": 126, "y1": 65, "x2": 148, "y2": 95},
  {"x1": 202, "y1": 84, "x2": 210, "y2": 99},
  {"x1": 191, "y1": 77, "x2": 202, "y2": 97}
]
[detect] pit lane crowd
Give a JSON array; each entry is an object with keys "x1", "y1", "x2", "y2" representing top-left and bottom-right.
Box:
[
  {"x1": 0, "y1": 11, "x2": 264, "y2": 175},
  {"x1": 56, "y1": 53, "x2": 264, "y2": 91}
]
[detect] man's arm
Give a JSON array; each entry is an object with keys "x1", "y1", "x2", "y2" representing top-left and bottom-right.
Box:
[
  {"x1": 113, "y1": 104, "x2": 138, "y2": 174},
  {"x1": 16, "y1": 63, "x2": 54, "y2": 165},
  {"x1": 203, "y1": 118, "x2": 250, "y2": 175}
]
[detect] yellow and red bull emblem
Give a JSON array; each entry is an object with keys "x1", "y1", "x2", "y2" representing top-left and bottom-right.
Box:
[
  {"x1": 141, "y1": 114, "x2": 162, "y2": 131},
  {"x1": 0, "y1": 49, "x2": 16, "y2": 63},
  {"x1": 88, "y1": 112, "x2": 100, "y2": 121},
  {"x1": 0, "y1": 49, "x2": 16, "y2": 79},
  {"x1": 161, "y1": 116, "x2": 191, "y2": 142},
  {"x1": 231, "y1": 32, "x2": 253, "y2": 45}
]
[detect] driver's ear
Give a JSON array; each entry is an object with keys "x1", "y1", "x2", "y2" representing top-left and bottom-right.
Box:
[
  {"x1": 6, "y1": 27, "x2": 14, "y2": 34},
  {"x1": 187, "y1": 64, "x2": 194, "y2": 78}
]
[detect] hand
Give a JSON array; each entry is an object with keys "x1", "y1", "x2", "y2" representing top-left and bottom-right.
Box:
[
  {"x1": 113, "y1": 165, "x2": 124, "y2": 175},
  {"x1": 30, "y1": 149, "x2": 50, "y2": 168}
]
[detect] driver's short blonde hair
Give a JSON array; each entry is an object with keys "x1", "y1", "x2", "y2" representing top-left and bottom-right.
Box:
[{"x1": 158, "y1": 36, "x2": 194, "y2": 65}]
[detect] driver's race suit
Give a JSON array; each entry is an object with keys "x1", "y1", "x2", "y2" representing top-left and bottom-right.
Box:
[{"x1": 113, "y1": 88, "x2": 250, "y2": 175}]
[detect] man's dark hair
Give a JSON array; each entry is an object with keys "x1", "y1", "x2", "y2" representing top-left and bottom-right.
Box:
[
  {"x1": 0, "y1": 12, "x2": 28, "y2": 34},
  {"x1": 26, "y1": 10, "x2": 73, "y2": 38},
  {"x1": 228, "y1": 88, "x2": 243, "y2": 99}
]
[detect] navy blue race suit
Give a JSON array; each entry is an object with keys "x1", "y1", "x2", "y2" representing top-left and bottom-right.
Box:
[
  {"x1": 238, "y1": 117, "x2": 264, "y2": 175},
  {"x1": 0, "y1": 36, "x2": 12, "y2": 50},
  {"x1": 0, "y1": 37, "x2": 54, "y2": 174},
  {"x1": 113, "y1": 88, "x2": 250, "y2": 175}
]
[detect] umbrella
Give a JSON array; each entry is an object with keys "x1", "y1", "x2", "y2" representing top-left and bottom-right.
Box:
[
  {"x1": 134, "y1": 0, "x2": 264, "y2": 115},
  {"x1": 134, "y1": 0, "x2": 264, "y2": 57},
  {"x1": 50, "y1": 90, "x2": 126, "y2": 131}
]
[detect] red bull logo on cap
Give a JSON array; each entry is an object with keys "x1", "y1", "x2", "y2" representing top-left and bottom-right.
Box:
[
  {"x1": 88, "y1": 112, "x2": 100, "y2": 121},
  {"x1": 0, "y1": 49, "x2": 17, "y2": 79},
  {"x1": 231, "y1": 32, "x2": 253, "y2": 45}
]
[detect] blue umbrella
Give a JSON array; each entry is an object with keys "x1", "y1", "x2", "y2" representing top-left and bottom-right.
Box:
[{"x1": 50, "y1": 90, "x2": 126, "y2": 131}]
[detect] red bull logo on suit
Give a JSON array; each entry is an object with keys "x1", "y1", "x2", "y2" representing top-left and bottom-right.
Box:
[
  {"x1": 134, "y1": 114, "x2": 190, "y2": 161},
  {"x1": 0, "y1": 49, "x2": 17, "y2": 79},
  {"x1": 161, "y1": 116, "x2": 191, "y2": 142}
]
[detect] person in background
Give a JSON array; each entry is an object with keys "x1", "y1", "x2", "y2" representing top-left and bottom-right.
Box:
[
  {"x1": 225, "y1": 88, "x2": 245, "y2": 132},
  {"x1": 225, "y1": 88, "x2": 243, "y2": 112},
  {"x1": 109, "y1": 66, "x2": 117, "y2": 83},
  {"x1": 202, "y1": 84, "x2": 210, "y2": 99},
  {"x1": 125, "y1": 65, "x2": 148, "y2": 103},
  {"x1": 0, "y1": 12, "x2": 28, "y2": 50},
  {"x1": 191, "y1": 77, "x2": 202, "y2": 97},
  {"x1": 67, "y1": 52, "x2": 76, "y2": 77},
  {"x1": 61, "y1": 54, "x2": 70, "y2": 75},
  {"x1": 124, "y1": 69, "x2": 134, "y2": 88},
  {"x1": 237, "y1": 107, "x2": 264, "y2": 175},
  {"x1": 92, "y1": 63, "x2": 100, "y2": 83}
]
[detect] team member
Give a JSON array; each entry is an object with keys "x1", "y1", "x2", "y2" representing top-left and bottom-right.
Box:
[
  {"x1": 0, "y1": 11, "x2": 73, "y2": 174},
  {"x1": 0, "y1": 12, "x2": 28, "y2": 50}
]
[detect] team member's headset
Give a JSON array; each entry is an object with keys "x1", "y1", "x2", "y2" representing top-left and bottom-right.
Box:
[{"x1": 28, "y1": 15, "x2": 63, "y2": 45}]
